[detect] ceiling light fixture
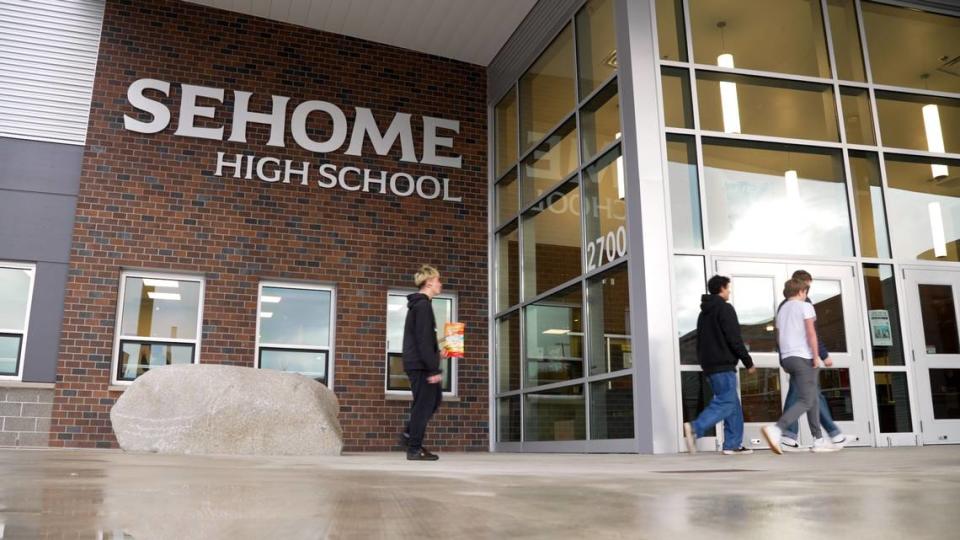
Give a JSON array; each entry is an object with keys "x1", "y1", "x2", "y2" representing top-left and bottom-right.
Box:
[
  {"x1": 147, "y1": 292, "x2": 181, "y2": 301},
  {"x1": 928, "y1": 201, "x2": 948, "y2": 258},
  {"x1": 143, "y1": 279, "x2": 179, "y2": 288}
]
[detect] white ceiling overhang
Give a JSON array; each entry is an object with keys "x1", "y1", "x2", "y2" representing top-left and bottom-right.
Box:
[{"x1": 183, "y1": 0, "x2": 538, "y2": 66}]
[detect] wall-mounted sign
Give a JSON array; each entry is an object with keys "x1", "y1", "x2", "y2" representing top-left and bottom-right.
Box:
[
  {"x1": 868, "y1": 309, "x2": 893, "y2": 347},
  {"x1": 123, "y1": 78, "x2": 463, "y2": 202}
]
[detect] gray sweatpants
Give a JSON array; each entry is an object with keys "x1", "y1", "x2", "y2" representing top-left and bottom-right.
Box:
[{"x1": 776, "y1": 356, "x2": 822, "y2": 439}]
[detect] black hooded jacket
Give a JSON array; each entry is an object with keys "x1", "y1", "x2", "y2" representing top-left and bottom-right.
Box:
[
  {"x1": 402, "y1": 292, "x2": 441, "y2": 375},
  {"x1": 696, "y1": 294, "x2": 754, "y2": 374}
]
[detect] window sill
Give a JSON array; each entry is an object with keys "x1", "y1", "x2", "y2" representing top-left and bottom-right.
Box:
[
  {"x1": 385, "y1": 393, "x2": 460, "y2": 402},
  {"x1": 108, "y1": 385, "x2": 130, "y2": 393},
  {"x1": 0, "y1": 380, "x2": 55, "y2": 389}
]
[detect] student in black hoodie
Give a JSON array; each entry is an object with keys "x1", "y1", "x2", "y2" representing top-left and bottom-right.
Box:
[
  {"x1": 400, "y1": 265, "x2": 447, "y2": 461},
  {"x1": 683, "y1": 275, "x2": 756, "y2": 455}
]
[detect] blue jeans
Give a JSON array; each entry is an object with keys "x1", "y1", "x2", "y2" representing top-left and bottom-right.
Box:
[
  {"x1": 783, "y1": 377, "x2": 840, "y2": 439},
  {"x1": 691, "y1": 371, "x2": 744, "y2": 451}
]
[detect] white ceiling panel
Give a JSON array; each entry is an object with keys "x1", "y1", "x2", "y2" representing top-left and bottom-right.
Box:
[{"x1": 184, "y1": 0, "x2": 538, "y2": 65}]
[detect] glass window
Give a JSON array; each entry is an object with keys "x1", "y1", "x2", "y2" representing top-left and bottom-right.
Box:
[
  {"x1": 917, "y1": 284, "x2": 959, "y2": 355},
  {"x1": 521, "y1": 119, "x2": 579, "y2": 206},
  {"x1": 655, "y1": 0, "x2": 687, "y2": 62},
  {"x1": 819, "y1": 368, "x2": 854, "y2": 421},
  {"x1": 258, "y1": 284, "x2": 334, "y2": 384},
  {"x1": 524, "y1": 384, "x2": 586, "y2": 441},
  {"x1": 586, "y1": 264, "x2": 631, "y2": 375},
  {"x1": 703, "y1": 140, "x2": 853, "y2": 257},
  {"x1": 386, "y1": 292, "x2": 454, "y2": 393},
  {"x1": 495, "y1": 90, "x2": 518, "y2": 178},
  {"x1": 582, "y1": 147, "x2": 627, "y2": 272},
  {"x1": 929, "y1": 369, "x2": 960, "y2": 419},
  {"x1": 0, "y1": 264, "x2": 34, "y2": 378},
  {"x1": 689, "y1": 0, "x2": 831, "y2": 78},
  {"x1": 826, "y1": 0, "x2": 866, "y2": 82},
  {"x1": 680, "y1": 371, "x2": 715, "y2": 436},
  {"x1": 497, "y1": 313, "x2": 521, "y2": 393},
  {"x1": 674, "y1": 256, "x2": 706, "y2": 366},
  {"x1": 849, "y1": 151, "x2": 890, "y2": 258},
  {"x1": 840, "y1": 87, "x2": 876, "y2": 145},
  {"x1": 808, "y1": 279, "x2": 847, "y2": 353},
  {"x1": 667, "y1": 135, "x2": 703, "y2": 250},
  {"x1": 115, "y1": 273, "x2": 203, "y2": 382},
  {"x1": 662, "y1": 68, "x2": 693, "y2": 129},
  {"x1": 498, "y1": 395, "x2": 521, "y2": 442},
  {"x1": 590, "y1": 375, "x2": 634, "y2": 439},
  {"x1": 884, "y1": 154, "x2": 960, "y2": 262},
  {"x1": 524, "y1": 284, "x2": 583, "y2": 388},
  {"x1": 861, "y1": 2, "x2": 960, "y2": 93},
  {"x1": 522, "y1": 182, "x2": 582, "y2": 299},
  {"x1": 730, "y1": 276, "x2": 777, "y2": 353},
  {"x1": 739, "y1": 367, "x2": 783, "y2": 422},
  {"x1": 520, "y1": 24, "x2": 576, "y2": 151},
  {"x1": 496, "y1": 169, "x2": 518, "y2": 225},
  {"x1": 497, "y1": 222, "x2": 520, "y2": 311},
  {"x1": 863, "y1": 264, "x2": 905, "y2": 366},
  {"x1": 697, "y1": 72, "x2": 839, "y2": 142},
  {"x1": 875, "y1": 372, "x2": 913, "y2": 432},
  {"x1": 576, "y1": 0, "x2": 617, "y2": 99},
  {"x1": 580, "y1": 81, "x2": 620, "y2": 161},
  {"x1": 875, "y1": 92, "x2": 960, "y2": 155}
]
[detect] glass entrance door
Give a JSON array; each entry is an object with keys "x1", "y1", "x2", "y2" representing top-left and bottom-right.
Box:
[
  {"x1": 903, "y1": 268, "x2": 960, "y2": 445},
  {"x1": 715, "y1": 260, "x2": 872, "y2": 449}
]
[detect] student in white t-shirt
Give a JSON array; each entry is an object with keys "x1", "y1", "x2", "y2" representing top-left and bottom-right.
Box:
[{"x1": 761, "y1": 278, "x2": 838, "y2": 454}]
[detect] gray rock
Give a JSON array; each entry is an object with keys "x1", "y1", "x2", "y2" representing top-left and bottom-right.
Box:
[{"x1": 110, "y1": 364, "x2": 342, "y2": 456}]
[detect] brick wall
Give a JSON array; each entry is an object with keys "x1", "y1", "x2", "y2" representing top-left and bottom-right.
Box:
[
  {"x1": 51, "y1": 0, "x2": 488, "y2": 451},
  {"x1": 1, "y1": 387, "x2": 54, "y2": 447}
]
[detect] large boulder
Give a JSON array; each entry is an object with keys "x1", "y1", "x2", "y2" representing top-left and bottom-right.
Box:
[{"x1": 110, "y1": 364, "x2": 342, "y2": 456}]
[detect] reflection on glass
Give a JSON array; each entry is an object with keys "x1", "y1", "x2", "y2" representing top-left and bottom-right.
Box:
[
  {"x1": 655, "y1": 0, "x2": 687, "y2": 61},
  {"x1": 576, "y1": 0, "x2": 617, "y2": 98},
  {"x1": 861, "y1": 2, "x2": 960, "y2": 93},
  {"x1": 863, "y1": 264, "x2": 905, "y2": 366},
  {"x1": 259, "y1": 287, "x2": 331, "y2": 346},
  {"x1": 524, "y1": 384, "x2": 586, "y2": 441},
  {"x1": 740, "y1": 367, "x2": 782, "y2": 422},
  {"x1": 849, "y1": 152, "x2": 890, "y2": 258},
  {"x1": 120, "y1": 277, "x2": 201, "y2": 340},
  {"x1": 730, "y1": 277, "x2": 776, "y2": 353},
  {"x1": 389, "y1": 353, "x2": 452, "y2": 392},
  {"x1": 0, "y1": 267, "x2": 31, "y2": 330},
  {"x1": 875, "y1": 372, "x2": 913, "y2": 432},
  {"x1": 826, "y1": 0, "x2": 866, "y2": 82},
  {"x1": 698, "y1": 73, "x2": 839, "y2": 142},
  {"x1": 591, "y1": 375, "x2": 634, "y2": 439},
  {"x1": 525, "y1": 285, "x2": 583, "y2": 387},
  {"x1": 583, "y1": 147, "x2": 627, "y2": 272},
  {"x1": 918, "y1": 284, "x2": 960, "y2": 355},
  {"x1": 497, "y1": 222, "x2": 520, "y2": 311},
  {"x1": 587, "y1": 264, "x2": 631, "y2": 375},
  {"x1": 930, "y1": 369, "x2": 960, "y2": 419},
  {"x1": 876, "y1": 92, "x2": 960, "y2": 155},
  {"x1": 667, "y1": 135, "x2": 703, "y2": 250},
  {"x1": 819, "y1": 368, "x2": 854, "y2": 421},
  {"x1": 498, "y1": 313, "x2": 521, "y2": 393},
  {"x1": 498, "y1": 396, "x2": 521, "y2": 442},
  {"x1": 118, "y1": 341, "x2": 193, "y2": 381},
  {"x1": 580, "y1": 82, "x2": 620, "y2": 160},
  {"x1": 681, "y1": 371, "x2": 715, "y2": 436},
  {"x1": 522, "y1": 182, "x2": 582, "y2": 299},
  {"x1": 703, "y1": 140, "x2": 853, "y2": 256},
  {"x1": 662, "y1": 68, "x2": 693, "y2": 129},
  {"x1": 520, "y1": 24, "x2": 575, "y2": 151},
  {"x1": 840, "y1": 87, "x2": 876, "y2": 145},
  {"x1": 690, "y1": 0, "x2": 830, "y2": 78},
  {"x1": 674, "y1": 256, "x2": 706, "y2": 365},
  {"x1": 495, "y1": 90, "x2": 518, "y2": 177},
  {"x1": 0, "y1": 335, "x2": 22, "y2": 376},
  {"x1": 261, "y1": 349, "x2": 328, "y2": 382},
  {"x1": 522, "y1": 119, "x2": 578, "y2": 206},
  {"x1": 884, "y1": 155, "x2": 960, "y2": 261},
  {"x1": 807, "y1": 279, "x2": 847, "y2": 353},
  {"x1": 496, "y1": 169, "x2": 518, "y2": 225}
]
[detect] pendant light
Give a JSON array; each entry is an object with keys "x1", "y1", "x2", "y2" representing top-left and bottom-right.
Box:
[
  {"x1": 716, "y1": 22, "x2": 741, "y2": 134},
  {"x1": 921, "y1": 74, "x2": 949, "y2": 179}
]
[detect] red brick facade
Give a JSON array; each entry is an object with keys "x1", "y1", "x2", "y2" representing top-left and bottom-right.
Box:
[{"x1": 50, "y1": 0, "x2": 488, "y2": 450}]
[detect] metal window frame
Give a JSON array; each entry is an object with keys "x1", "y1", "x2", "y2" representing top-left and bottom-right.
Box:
[
  {"x1": 0, "y1": 261, "x2": 35, "y2": 381},
  {"x1": 383, "y1": 289, "x2": 459, "y2": 397}
]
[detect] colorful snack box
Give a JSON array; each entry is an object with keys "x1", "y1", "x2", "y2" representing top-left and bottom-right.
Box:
[{"x1": 443, "y1": 322, "x2": 465, "y2": 358}]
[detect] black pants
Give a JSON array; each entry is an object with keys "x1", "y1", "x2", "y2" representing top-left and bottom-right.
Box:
[{"x1": 405, "y1": 370, "x2": 442, "y2": 450}]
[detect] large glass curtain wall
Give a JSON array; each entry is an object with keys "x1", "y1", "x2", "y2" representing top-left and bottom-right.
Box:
[
  {"x1": 658, "y1": 0, "x2": 960, "y2": 438},
  {"x1": 493, "y1": 0, "x2": 635, "y2": 447}
]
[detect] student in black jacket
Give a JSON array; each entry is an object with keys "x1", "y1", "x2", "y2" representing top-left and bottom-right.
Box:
[
  {"x1": 400, "y1": 265, "x2": 447, "y2": 461},
  {"x1": 683, "y1": 275, "x2": 756, "y2": 455}
]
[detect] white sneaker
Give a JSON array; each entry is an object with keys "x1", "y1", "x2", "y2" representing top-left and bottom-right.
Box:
[
  {"x1": 683, "y1": 422, "x2": 696, "y2": 454},
  {"x1": 811, "y1": 438, "x2": 840, "y2": 453},
  {"x1": 762, "y1": 425, "x2": 783, "y2": 455},
  {"x1": 831, "y1": 434, "x2": 847, "y2": 447},
  {"x1": 780, "y1": 436, "x2": 805, "y2": 452},
  {"x1": 722, "y1": 446, "x2": 754, "y2": 455}
]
